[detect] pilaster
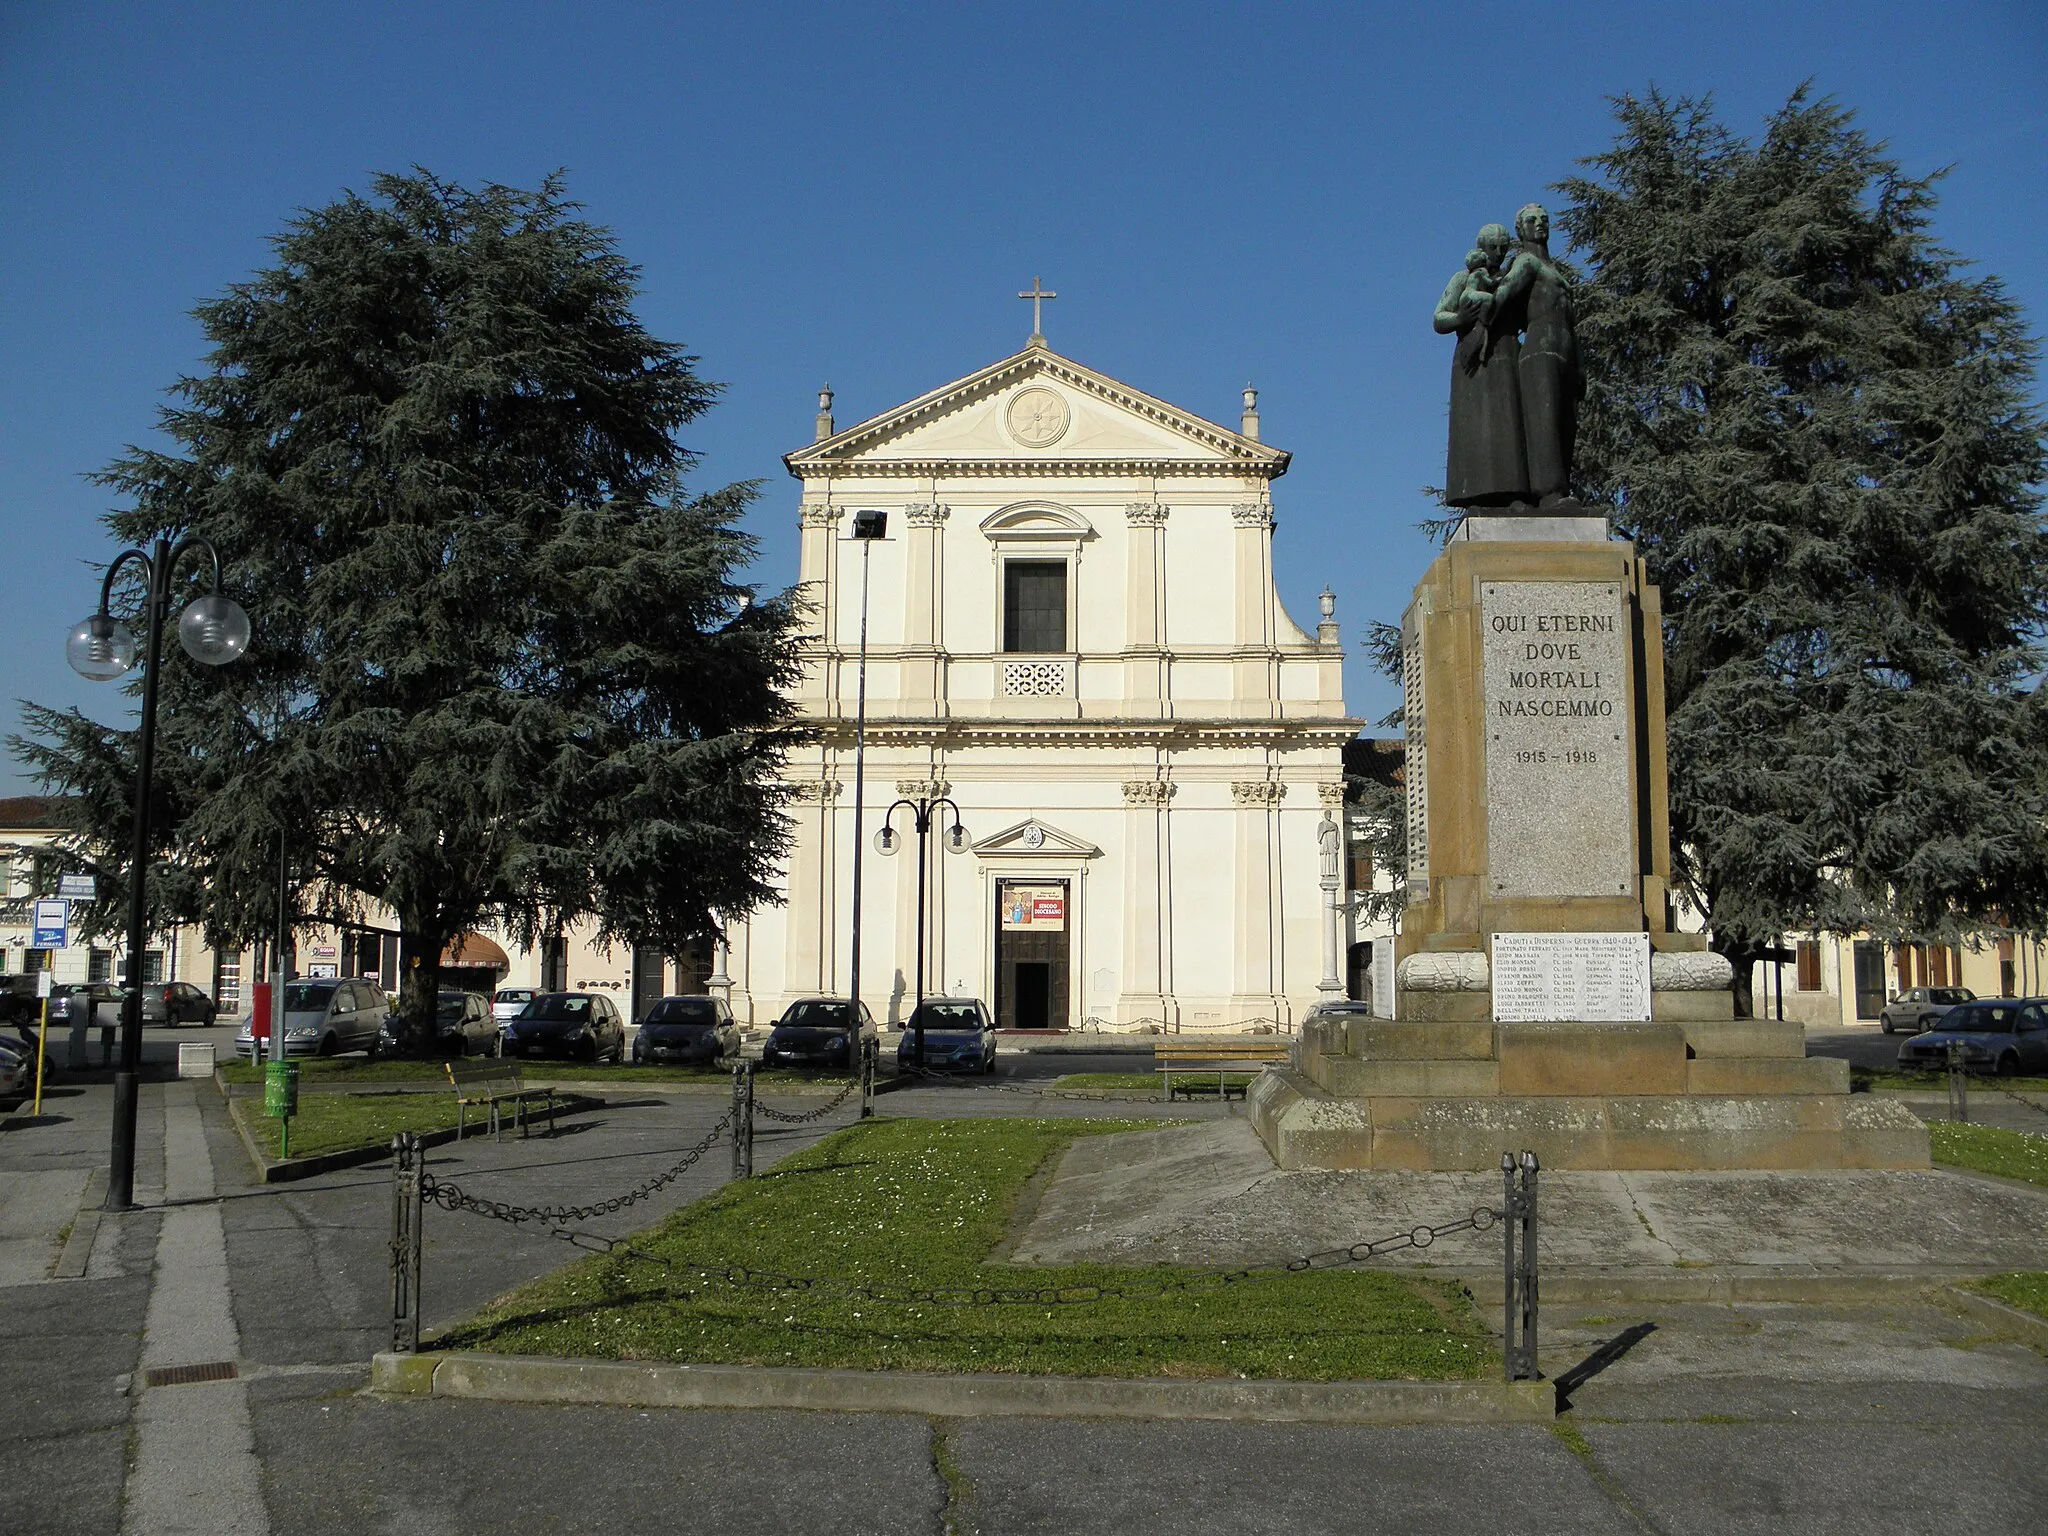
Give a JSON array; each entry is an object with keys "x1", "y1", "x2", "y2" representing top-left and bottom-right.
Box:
[
  {"x1": 1123, "y1": 503, "x2": 1170, "y2": 715},
  {"x1": 1229, "y1": 778, "x2": 1288, "y2": 1027},
  {"x1": 1117, "y1": 778, "x2": 1176, "y2": 1028},
  {"x1": 1231, "y1": 502, "x2": 1280, "y2": 716}
]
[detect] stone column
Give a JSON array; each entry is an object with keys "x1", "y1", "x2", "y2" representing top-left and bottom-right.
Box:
[
  {"x1": 1229, "y1": 779, "x2": 1287, "y2": 1026},
  {"x1": 1231, "y1": 502, "x2": 1279, "y2": 716},
  {"x1": 796, "y1": 502, "x2": 842, "y2": 710},
  {"x1": 1117, "y1": 778, "x2": 1175, "y2": 1028},
  {"x1": 1123, "y1": 503, "x2": 1169, "y2": 714},
  {"x1": 902, "y1": 503, "x2": 948, "y2": 709},
  {"x1": 780, "y1": 779, "x2": 841, "y2": 1000},
  {"x1": 1317, "y1": 809, "x2": 1344, "y2": 996}
]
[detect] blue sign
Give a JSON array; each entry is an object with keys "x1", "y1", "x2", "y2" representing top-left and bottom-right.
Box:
[{"x1": 31, "y1": 899, "x2": 68, "y2": 949}]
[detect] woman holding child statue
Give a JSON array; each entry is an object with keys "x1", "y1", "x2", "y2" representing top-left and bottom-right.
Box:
[{"x1": 1433, "y1": 222, "x2": 1529, "y2": 507}]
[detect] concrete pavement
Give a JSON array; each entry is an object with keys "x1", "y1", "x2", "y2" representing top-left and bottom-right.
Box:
[{"x1": 3, "y1": 1044, "x2": 2048, "y2": 1533}]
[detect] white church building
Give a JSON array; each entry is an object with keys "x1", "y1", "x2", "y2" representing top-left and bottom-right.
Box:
[{"x1": 721, "y1": 330, "x2": 1362, "y2": 1032}]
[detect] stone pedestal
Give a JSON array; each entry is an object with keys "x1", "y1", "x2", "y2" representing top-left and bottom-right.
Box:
[{"x1": 1250, "y1": 516, "x2": 1927, "y2": 1171}]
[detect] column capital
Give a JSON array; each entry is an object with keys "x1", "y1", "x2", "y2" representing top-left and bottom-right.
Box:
[
  {"x1": 1230, "y1": 502, "x2": 1275, "y2": 530},
  {"x1": 894, "y1": 778, "x2": 951, "y2": 800},
  {"x1": 799, "y1": 503, "x2": 843, "y2": 528},
  {"x1": 1231, "y1": 780, "x2": 1287, "y2": 805},
  {"x1": 1121, "y1": 779, "x2": 1177, "y2": 805},
  {"x1": 784, "y1": 779, "x2": 843, "y2": 802},
  {"x1": 1317, "y1": 782, "x2": 1347, "y2": 806},
  {"x1": 1124, "y1": 502, "x2": 1170, "y2": 527},
  {"x1": 904, "y1": 502, "x2": 951, "y2": 528}
]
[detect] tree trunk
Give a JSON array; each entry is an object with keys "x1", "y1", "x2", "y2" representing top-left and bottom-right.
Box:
[
  {"x1": 399, "y1": 918, "x2": 445, "y2": 1055},
  {"x1": 1712, "y1": 936, "x2": 1762, "y2": 1019}
]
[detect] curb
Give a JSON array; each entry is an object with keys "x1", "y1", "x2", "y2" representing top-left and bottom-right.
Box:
[
  {"x1": 53, "y1": 1166, "x2": 108, "y2": 1279},
  {"x1": 225, "y1": 1093, "x2": 607, "y2": 1184},
  {"x1": 212, "y1": 1069, "x2": 846, "y2": 1101},
  {"x1": 1453, "y1": 1267, "x2": 2020, "y2": 1305},
  {"x1": 368, "y1": 1351, "x2": 1554, "y2": 1424},
  {"x1": 1946, "y1": 1285, "x2": 2048, "y2": 1346}
]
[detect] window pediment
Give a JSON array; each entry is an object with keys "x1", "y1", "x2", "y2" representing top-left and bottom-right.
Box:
[{"x1": 979, "y1": 502, "x2": 1095, "y2": 542}]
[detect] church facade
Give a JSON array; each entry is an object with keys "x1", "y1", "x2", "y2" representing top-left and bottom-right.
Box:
[{"x1": 722, "y1": 340, "x2": 1360, "y2": 1032}]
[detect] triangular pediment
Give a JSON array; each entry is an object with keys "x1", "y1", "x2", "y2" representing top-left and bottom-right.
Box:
[
  {"x1": 785, "y1": 346, "x2": 1289, "y2": 477},
  {"x1": 969, "y1": 816, "x2": 1102, "y2": 859}
]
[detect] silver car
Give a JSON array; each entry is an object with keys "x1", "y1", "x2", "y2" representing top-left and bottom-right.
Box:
[
  {"x1": 235, "y1": 977, "x2": 389, "y2": 1058},
  {"x1": 1879, "y1": 986, "x2": 1974, "y2": 1036}
]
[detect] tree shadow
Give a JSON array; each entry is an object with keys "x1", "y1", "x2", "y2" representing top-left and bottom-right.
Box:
[{"x1": 1553, "y1": 1321, "x2": 1658, "y2": 1412}]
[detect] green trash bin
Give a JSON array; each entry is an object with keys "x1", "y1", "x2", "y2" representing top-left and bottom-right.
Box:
[{"x1": 264, "y1": 1059, "x2": 300, "y2": 1156}]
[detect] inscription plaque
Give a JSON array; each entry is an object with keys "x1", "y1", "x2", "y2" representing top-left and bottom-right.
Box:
[
  {"x1": 1481, "y1": 581, "x2": 1634, "y2": 898},
  {"x1": 1491, "y1": 932, "x2": 1651, "y2": 1022}
]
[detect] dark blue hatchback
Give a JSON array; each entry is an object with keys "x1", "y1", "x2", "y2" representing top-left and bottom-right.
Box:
[{"x1": 898, "y1": 998, "x2": 996, "y2": 1074}]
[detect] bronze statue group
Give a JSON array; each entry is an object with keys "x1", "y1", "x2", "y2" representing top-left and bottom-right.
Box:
[{"x1": 1435, "y1": 204, "x2": 1582, "y2": 510}]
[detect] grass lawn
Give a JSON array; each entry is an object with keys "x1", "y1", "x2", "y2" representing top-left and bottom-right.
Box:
[
  {"x1": 236, "y1": 1091, "x2": 466, "y2": 1160},
  {"x1": 218, "y1": 1057, "x2": 842, "y2": 1089},
  {"x1": 439, "y1": 1117, "x2": 1496, "y2": 1381},
  {"x1": 1971, "y1": 1272, "x2": 2048, "y2": 1322},
  {"x1": 1049, "y1": 1071, "x2": 1257, "y2": 1096},
  {"x1": 1929, "y1": 1121, "x2": 2048, "y2": 1189},
  {"x1": 1852, "y1": 1064, "x2": 2048, "y2": 1093}
]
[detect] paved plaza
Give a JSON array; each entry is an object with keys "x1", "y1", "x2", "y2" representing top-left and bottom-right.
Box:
[{"x1": 3, "y1": 1027, "x2": 2046, "y2": 1533}]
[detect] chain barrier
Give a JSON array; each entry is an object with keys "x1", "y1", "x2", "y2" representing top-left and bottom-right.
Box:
[
  {"x1": 541, "y1": 1205, "x2": 1508, "y2": 1310},
  {"x1": 753, "y1": 1075, "x2": 863, "y2": 1123},
  {"x1": 420, "y1": 1107, "x2": 735, "y2": 1228}
]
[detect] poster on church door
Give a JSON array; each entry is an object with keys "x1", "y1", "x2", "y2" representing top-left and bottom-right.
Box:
[{"x1": 999, "y1": 884, "x2": 1066, "y2": 931}]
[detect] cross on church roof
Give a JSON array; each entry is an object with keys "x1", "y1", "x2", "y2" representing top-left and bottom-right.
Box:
[{"x1": 1018, "y1": 276, "x2": 1057, "y2": 347}]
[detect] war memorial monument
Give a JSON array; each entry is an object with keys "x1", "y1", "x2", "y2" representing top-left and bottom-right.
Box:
[{"x1": 1251, "y1": 205, "x2": 1929, "y2": 1171}]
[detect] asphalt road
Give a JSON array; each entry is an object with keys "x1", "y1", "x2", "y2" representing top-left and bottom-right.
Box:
[{"x1": 4, "y1": 1037, "x2": 2047, "y2": 1534}]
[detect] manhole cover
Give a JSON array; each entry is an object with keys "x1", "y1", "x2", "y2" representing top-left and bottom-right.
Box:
[{"x1": 144, "y1": 1362, "x2": 239, "y2": 1388}]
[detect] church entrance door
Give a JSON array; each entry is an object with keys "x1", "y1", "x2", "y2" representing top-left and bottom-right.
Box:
[{"x1": 995, "y1": 878, "x2": 1070, "y2": 1030}]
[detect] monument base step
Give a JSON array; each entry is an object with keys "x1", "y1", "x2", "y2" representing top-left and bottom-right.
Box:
[{"x1": 1247, "y1": 1068, "x2": 1929, "y2": 1172}]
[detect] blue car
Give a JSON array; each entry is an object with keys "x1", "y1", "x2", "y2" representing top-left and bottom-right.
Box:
[
  {"x1": 898, "y1": 997, "x2": 996, "y2": 1074},
  {"x1": 1896, "y1": 998, "x2": 2048, "y2": 1077}
]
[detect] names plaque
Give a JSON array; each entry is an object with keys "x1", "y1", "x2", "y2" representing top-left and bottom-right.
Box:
[
  {"x1": 1481, "y1": 581, "x2": 1634, "y2": 899},
  {"x1": 1491, "y1": 932, "x2": 1651, "y2": 1022}
]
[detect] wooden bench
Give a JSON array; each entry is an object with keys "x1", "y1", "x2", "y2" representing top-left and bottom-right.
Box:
[
  {"x1": 1153, "y1": 1039, "x2": 1292, "y2": 1101},
  {"x1": 445, "y1": 1059, "x2": 558, "y2": 1140}
]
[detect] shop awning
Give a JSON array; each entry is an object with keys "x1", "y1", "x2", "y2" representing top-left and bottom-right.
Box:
[{"x1": 441, "y1": 933, "x2": 509, "y2": 971}]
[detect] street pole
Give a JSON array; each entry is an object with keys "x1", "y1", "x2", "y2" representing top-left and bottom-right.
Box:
[
  {"x1": 846, "y1": 511, "x2": 886, "y2": 1097},
  {"x1": 879, "y1": 794, "x2": 965, "y2": 1071},
  {"x1": 66, "y1": 533, "x2": 248, "y2": 1213},
  {"x1": 107, "y1": 540, "x2": 170, "y2": 1212}
]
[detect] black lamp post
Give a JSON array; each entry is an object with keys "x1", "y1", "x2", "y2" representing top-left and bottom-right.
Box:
[
  {"x1": 844, "y1": 510, "x2": 887, "y2": 1101},
  {"x1": 67, "y1": 536, "x2": 249, "y2": 1211},
  {"x1": 875, "y1": 794, "x2": 968, "y2": 1069}
]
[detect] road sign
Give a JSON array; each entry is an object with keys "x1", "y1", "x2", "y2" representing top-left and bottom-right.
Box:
[
  {"x1": 57, "y1": 873, "x2": 97, "y2": 900},
  {"x1": 31, "y1": 899, "x2": 68, "y2": 948}
]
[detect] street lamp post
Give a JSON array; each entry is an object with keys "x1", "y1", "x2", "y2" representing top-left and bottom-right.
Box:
[
  {"x1": 844, "y1": 511, "x2": 887, "y2": 1103},
  {"x1": 67, "y1": 536, "x2": 249, "y2": 1211},
  {"x1": 875, "y1": 795, "x2": 968, "y2": 1068}
]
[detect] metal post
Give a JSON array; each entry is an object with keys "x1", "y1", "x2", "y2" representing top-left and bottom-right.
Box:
[
  {"x1": 846, "y1": 533, "x2": 874, "y2": 1079},
  {"x1": 1501, "y1": 1152, "x2": 1517, "y2": 1380},
  {"x1": 390, "y1": 1132, "x2": 425, "y2": 1352},
  {"x1": 1517, "y1": 1149, "x2": 1539, "y2": 1377},
  {"x1": 106, "y1": 540, "x2": 170, "y2": 1213},
  {"x1": 860, "y1": 1036, "x2": 875, "y2": 1118},
  {"x1": 1948, "y1": 1040, "x2": 1968, "y2": 1123},
  {"x1": 913, "y1": 802, "x2": 929, "y2": 1070},
  {"x1": 731, "y1": 1060, "x2": 756, "y2": 1179},
  {"x1": 1502, "y1": 1148, "x2": 1541, "y2": 1382}
]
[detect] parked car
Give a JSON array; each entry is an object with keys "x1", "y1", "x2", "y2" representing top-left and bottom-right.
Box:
[
  {"x1": 762, "y1": 997, "x2": 877, "y2": 1070},
  {"x1": 500, "y1": 991, "x2": 626, "y2": 1063},
  {"x1": 233, "y1": 977, "x2": 388, "y2": 1059},
  {"x1": 897, "y1": 997, "x2": 996, "y2": 1074},
  {"x1": 139, "y1": 980, "x2": 218, "y2": 1027},
  {"x1": 1897, "y1": 998, "x2": 2048, "y2": 1076},
  {"x1": 1880, "y1": 986, "x2": 1975, "y2": 1036},
  {"x1": 45, "y1": 983, "x2": 122, "y2": 1030},
  {"x1": 377, "y1": 990, "x2": 501, "y2": 1057},
  {"x1": 492, "y1": 986, "x2": 536, "y2": 1027},
  {"x1": 631, "y1": 995, "x2": 738, "y2": 1066},
  {"x1": 0, "y1": 1036, "x2": 29, "y2": 1103}
]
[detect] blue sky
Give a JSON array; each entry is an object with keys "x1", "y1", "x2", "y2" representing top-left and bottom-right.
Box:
[{"x1": 3, "y1": 1, "x2": 2043, "y2": 792}]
